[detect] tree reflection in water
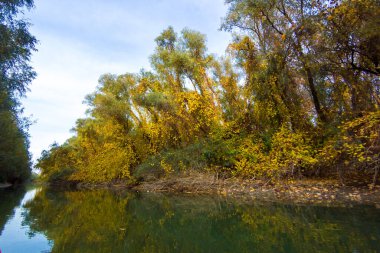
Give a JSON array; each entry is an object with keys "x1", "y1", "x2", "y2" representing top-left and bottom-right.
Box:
[
  {"x1": 0, "y1": 186, "x2": 26, "y2": 235},
  {"x1": 23, "y1": 188, "x2": 380, "y2": 253}
]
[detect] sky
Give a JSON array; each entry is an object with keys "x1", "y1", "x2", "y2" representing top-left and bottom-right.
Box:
[{"x1": 22, "y1": 0, "x2": 232, "y2": 162}]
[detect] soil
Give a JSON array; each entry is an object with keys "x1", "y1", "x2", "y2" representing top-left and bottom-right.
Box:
[{"x1": 72, "y1": 172, "x2": 380, "y2": 207}]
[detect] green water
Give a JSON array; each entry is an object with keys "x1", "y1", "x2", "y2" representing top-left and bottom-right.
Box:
[{"x1": 0, "y1": 187, "x2": 379, "y2": 253}]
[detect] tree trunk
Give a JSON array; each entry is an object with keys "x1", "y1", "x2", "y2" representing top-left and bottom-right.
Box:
[
  {"x1": 373, "y1": 166, "x2": 379, "y2": 186},
  {"x1": 304, "y1": 64, "x2": 326, "y2": 123}
]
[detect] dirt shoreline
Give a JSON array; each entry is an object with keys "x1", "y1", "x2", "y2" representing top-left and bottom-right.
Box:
[{"x1": 68, "y1": 172, "x2": 380, "y2": 207}]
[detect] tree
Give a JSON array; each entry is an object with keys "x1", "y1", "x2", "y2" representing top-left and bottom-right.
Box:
[
  {"x1": 0, "y1": 0, "x2": 36, "y2": 183},
  {"x1": 222, "y1": 0, "x2": 379, "y2": 126},
  {"x1": 37, "y1": 9, "x2": 380, "y2": 185}
]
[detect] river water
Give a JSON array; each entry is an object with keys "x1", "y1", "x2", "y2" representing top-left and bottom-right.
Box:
[{"x1": 0, "y1": 186, "x2": 379, "y2": 253}]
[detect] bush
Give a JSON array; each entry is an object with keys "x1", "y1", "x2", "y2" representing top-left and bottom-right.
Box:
[
  {"x1": 133, "y1": 142, "x2": 208, "y2": 180},
  {"x1": 318, "y1": 111, "x2": 380, "y2": 185}
]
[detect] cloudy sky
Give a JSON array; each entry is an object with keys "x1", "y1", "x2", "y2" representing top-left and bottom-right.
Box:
[{"x1": 22, "y1": 0, "x2": 232, "y2": 162}]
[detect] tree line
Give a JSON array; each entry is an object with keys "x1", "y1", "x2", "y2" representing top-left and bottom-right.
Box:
[
  {"x1": 0, "y1": 0, "x2": 36, "y2": 183},
  {"x1": 37, "y1": 0, "x2": 379, "y2": 185}
]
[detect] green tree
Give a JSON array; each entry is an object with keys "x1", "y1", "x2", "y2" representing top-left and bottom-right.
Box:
[
  {"x1": 222, "y1": 0, "x2": 379, "y2": 125},
  {"x1": 0, "y1": 0, "x2": 36, "y2": 183},
  {"x1": 36, "y1": 5, "x2": 380, "y2": 185}
]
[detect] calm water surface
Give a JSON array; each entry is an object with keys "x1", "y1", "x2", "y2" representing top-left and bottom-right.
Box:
[{"x1": 0, "y1": 186, "x2": 379, "y2": 253}]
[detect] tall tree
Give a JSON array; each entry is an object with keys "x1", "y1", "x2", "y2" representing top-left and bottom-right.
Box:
[
  {"x1": 0, "y1": 0, "x2": 36, "y2": 183},
  {"x1": 222, "y1": 0, "x2": 379, "y2": 125}
]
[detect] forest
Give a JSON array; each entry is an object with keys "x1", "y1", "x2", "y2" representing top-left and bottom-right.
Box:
[
  {"x1": 33, "y1": 0, "x2": 380, "y2": 186},
  {"x1": 0, "y1": 0, "x2": 35, "y2": 183}
]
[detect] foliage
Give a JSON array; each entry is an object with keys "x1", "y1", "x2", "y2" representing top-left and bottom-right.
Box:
[
  {"x1": 36, "y1": 142, "x2": 77, "y2": 183},
  {"x1": 339, "y1": 111, "x2": 380, "y2": 167},
  {"x1": 135, "y1": 142, "x2": 208, "y2": 180},
  {"x1": 0, "y1": 0, "x2": 35, "y2": 183},
  {"x1": 36, "y1": 1, "x2": 380, "y2": 185},
  {"x1": 265, "y1": 126, "x2": 317, "y2": 179},
  {"x1": 318, "y1": 111, "x2": 380, "y2": 184}
]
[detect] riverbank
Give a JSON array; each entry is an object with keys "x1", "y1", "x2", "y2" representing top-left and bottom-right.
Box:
[{"x1": 69, "y1": 172, "x2": 380, "y2": 207}]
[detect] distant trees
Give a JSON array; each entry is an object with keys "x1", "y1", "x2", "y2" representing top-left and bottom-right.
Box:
[
  {"x1": 0, "y1": 0, "x2": 36, "y2": 183},
  {"x1": 37, "y1": 0, "x2": 380, "y2": 185}
]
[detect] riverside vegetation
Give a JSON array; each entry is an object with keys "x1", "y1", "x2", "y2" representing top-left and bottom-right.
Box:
[
  {"x1": 0, "y1": 0, "x2": 36, "y2": 184},
  {"x1": 36, "y1": 0, "x2": 380, "y2": 191}
]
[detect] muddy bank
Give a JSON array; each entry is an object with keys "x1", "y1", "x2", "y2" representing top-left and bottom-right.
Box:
[
  {"x1": 55, "y1": 172, "x2": 380, "y2": 206},
  {"x1": 132, "y1": 172, "x2": 380, "y2": 207}
]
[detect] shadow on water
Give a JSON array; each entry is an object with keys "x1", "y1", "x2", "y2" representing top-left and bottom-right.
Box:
[
  {"x1": 0, "y1": 186, "x2": 26, "y2": 236},
  {"x1": 20, "y1": 187, "x2": 380, "y2": 253}
]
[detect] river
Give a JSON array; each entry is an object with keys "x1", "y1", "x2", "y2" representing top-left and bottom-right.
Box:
[{"x1": 0, "y1": 186, "x2": 379, "y2": 253}]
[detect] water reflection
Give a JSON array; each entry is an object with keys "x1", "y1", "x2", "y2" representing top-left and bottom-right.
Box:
[
  {"x1": 0, "y1": 186, "x2": 26, "y2": 235},
  {"x1": 20, "y1": 188, "x2": 380, "y2": 253},
  {"x1": 0, "y1": 187, "x2": 51, "y2": 253}
]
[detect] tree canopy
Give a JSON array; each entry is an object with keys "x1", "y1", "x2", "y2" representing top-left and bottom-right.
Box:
[
  {"x1": 0, "y1": 0, "x2": 36, "y2": 183},
  {"x1": 37, "y1": 0, "x2": 380, "y2": 186}
]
